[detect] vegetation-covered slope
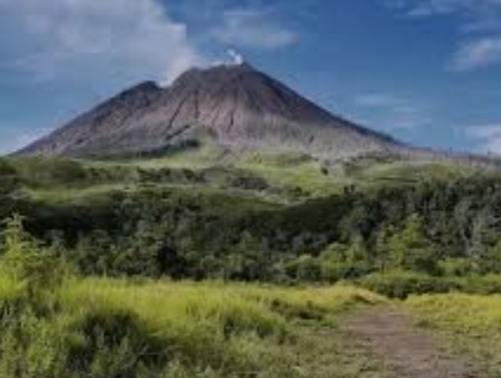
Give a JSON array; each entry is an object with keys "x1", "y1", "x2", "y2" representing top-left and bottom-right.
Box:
[
  {"x1": 3, "y1": 152, "x2": 501, "y2": 377},
  {"x1": 1, "y1": 152, "x2": 501, "y2": 287}
]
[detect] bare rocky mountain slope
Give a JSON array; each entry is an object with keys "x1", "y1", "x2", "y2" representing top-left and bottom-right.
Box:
[{"x1": 15, "y1": 62, "x2": 485, "y2": 162}]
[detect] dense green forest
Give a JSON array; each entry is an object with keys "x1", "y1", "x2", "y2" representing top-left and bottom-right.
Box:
[{"x1": 2, "y1": 156, "x2": 501, "y2": 298}]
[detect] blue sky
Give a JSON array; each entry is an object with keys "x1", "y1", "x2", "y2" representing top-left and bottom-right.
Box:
[{"x1": 1, "y1": 0, "x2": 501, "y2": 155}]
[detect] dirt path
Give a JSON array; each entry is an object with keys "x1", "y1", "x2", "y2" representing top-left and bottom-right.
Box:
[{"x1": 339, "y1": 307, "x2": 483, "y2": 378}]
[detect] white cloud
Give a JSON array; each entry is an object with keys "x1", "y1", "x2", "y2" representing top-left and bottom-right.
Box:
[
  {"x1": 0, "y1": 0, "x2": 200, "y2": 84},
  {"x1": 451, "y1": 37, "x2": 501, "y2": 70},
  {"x1": 395, "y1": 0, "x2": 501, "y2": 19},
  {"x1": 212, "y1": 9, "x2": 297, "y2": 49},
  {"x1": 388, "y1": 0, "x2": 501, "y2": 71},
  {"x1": 466, "y1": 124, "x2": 501, "y2": 153},
  {"x1": 354, "y1": 93, "x2": 429, "y2": 130}
]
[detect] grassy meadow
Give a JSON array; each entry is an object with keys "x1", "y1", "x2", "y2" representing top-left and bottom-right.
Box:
[
  {"x1": 6, "y1": 267, "x2": 501, "y2": 377},
  {"x1": 0, "y1": 273, "x2": 390, "y2": 378}
]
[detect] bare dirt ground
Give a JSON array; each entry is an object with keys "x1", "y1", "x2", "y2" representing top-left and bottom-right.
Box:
[{"x1": 339, "y1": 307, "x2": 484, "y2": 378}]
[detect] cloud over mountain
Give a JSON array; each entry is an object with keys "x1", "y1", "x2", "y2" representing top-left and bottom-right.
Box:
[{"x1": 0, "y1": 0, "x2": 200, "y2": 84}]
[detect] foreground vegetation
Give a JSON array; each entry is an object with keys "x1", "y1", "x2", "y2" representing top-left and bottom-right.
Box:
[
  {"x1": 3, "y1": 154, "x2": 501, "y2": 295},
  {"x1": 0, "y1": 278, "x2": 388, "y2": 378},
  {"x1": 2, "y1": 212, "x2": 501, "y2": 376},
  {"x1": 0, "y1": 217, "x2": 391, "y2": 377}
]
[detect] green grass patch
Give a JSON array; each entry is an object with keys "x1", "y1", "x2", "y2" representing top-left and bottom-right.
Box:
[
  {"x1": 351, "y1": 160, "x2": 484, "y2": 190},
  {"x1": 406, "y1": 294, "x2": 501, "y2": 376},
  {"x1": 0, "y1": 277, "x2": 385, "y2": 378}
]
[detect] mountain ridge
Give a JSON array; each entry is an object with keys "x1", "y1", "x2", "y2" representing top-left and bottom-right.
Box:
[{"x1": 14, "y1": 62, "x2": 494, "y2": 164}]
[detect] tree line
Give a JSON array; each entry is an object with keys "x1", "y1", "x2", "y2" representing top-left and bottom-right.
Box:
[{"x1": 1, "y1": 171, "x2": 501, "y2": 286}]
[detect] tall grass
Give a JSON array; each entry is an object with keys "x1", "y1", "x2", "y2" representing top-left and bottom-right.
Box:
[
  {"x1": 406, "y1": 294, "x2": 501, "y2": 375},
  {"x1": 0, "y1": 275, "x2": 384, "y2": 378},
  {"x1": 407, "y1": 293, "x2": 501, "y2": 332}
]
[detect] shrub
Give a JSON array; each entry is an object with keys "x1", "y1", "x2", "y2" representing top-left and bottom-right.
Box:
[
  {"x1": 284, "y1": 255, "x2": 321, "y2": 282},
  {"x1": 1, "y1": 215, "x2": 68, "y2": 295},
  {"x1": 384, "y1": 214, "x2": 439, "y2": 275},
  {"x1": 0, "y1": 160, "x2": 18, "y2": 195},
  {"x1": 357, "y1": 271, "x2": 460, "y2": 299},
  {"x1": 438, "y1": 258, "x2": 479, "y2": 277},
  {"x1": 319, "y1": 242, "x2": 373, "y2": 282},
  {"x1": 457, "y1": 275, "x2": 501, "y2": 294}
]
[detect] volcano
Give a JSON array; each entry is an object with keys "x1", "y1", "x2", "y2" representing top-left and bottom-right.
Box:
[{"x1": 17, "y1": 62, "x2": 450, "y2": 161}]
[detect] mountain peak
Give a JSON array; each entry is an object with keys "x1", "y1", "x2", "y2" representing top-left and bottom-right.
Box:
[
  {"x1": 127, "y1": 80, "x2": 161, "y2": 93},
  {"x1": 216, "y1": 60, "x2": 255, "y2": 71},
  {"x1": 173, "y1": 61, "x2": 257, "y2": 83},
  {"x1": 18, "y1": 63, "x2": 419, "y2": 160}
]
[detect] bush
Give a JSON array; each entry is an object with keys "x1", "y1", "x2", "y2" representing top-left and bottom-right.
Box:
[
  {"x1": 438, "y1": 258, "x2": 479, "y2": 277},
  {"x1": 1, "y1": 215, "x2": 69, "y2": 295},
  {"x1": 284, "y1": 255, "x2": 321, "y2": 282},
  {"x1": 456, "y1": 275, "x2": 501, "y2": 295},
  {"x1": 0, "y1": 160, "x2": 18, "y2": 195},
  {"x1": 319, "y1": 242, "x2": 373, "y2": 282},
  {"x1": 0, "y1": 159, "x2": 15, "y2": 176},
  {"x1": 357, "y1": 271, "x2": 460, "y2": 299},
  {"x1": 357, "y1": 272, "x2": 501, "y2": 299}
]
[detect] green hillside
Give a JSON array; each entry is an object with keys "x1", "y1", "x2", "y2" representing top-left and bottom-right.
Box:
[
  {"x1": 2, "y1": 152, "x2": 501, "y2": 376},
  {"x1": 1, "y1": 151, "x2": 501, "y2": 283}
]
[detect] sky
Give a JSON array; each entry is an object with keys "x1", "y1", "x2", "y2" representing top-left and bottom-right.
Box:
[{"x1": 1, "y1": 0, "x2": 501, "y2": 155}]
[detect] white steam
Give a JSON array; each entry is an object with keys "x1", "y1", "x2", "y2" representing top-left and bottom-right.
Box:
[{"x1": 227, "y1": 49, "x2": 244, "y2": 65}]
